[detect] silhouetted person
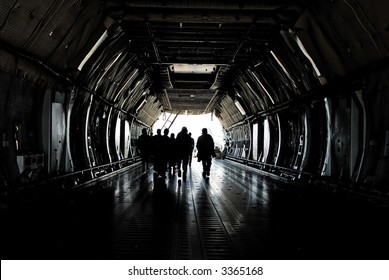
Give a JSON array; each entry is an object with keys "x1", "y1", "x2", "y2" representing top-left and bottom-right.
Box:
[
  {"x1": 196, "y1": 128, "x2": 215, "y2": 178},
  {"x1": 188, "y1": 132, "x2": 195, "y2": 166},
  {"x1": 168, "y1": 133, "x2": 178, "y2": 175},
  {"x1": 137, "y1": 128, "x2": 151, "y2": 172},
  {"x1": 151, "y1": 129, "x2": 165, "y2": 176},
  {"x1": 161, "y1": 128, "x2": 171, "y2": 176},
  {"x1": 176, "y1": 126, "x2": 192, "y2": 179}
]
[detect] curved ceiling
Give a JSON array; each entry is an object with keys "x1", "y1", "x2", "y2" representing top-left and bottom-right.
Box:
[
  {"x1": 102, "y1": 0, "x2": 305, "y2": 118},
  {"x1": 1, "y1": 0, "x2": 388, "y2": 129},
  {"x1": 0, "y1": 0, "x2": 306, "y2": 126}
]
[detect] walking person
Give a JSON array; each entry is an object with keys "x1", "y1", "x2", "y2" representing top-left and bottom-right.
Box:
[
  {"x1": 137, "y1": 128, "x2": 151, "y2": 172},
  {"x1": 161, "y1": 128, "x2": 171, "y2": 176},
  {"x1": 176, "y1": 126, "x2": 192, "y2": 180},
  {"x1": 188, "y1": 132, "x2": 195, "y2": 166},
  {"x1": 151, "y1": 129, "x2": 165, "y2": 177},
  {"x1": 168, "y1": 133, "x2": 178, "y2": 175},
  {"x1": 196, "y1": 128, "x2": 215, "y2": 178}
]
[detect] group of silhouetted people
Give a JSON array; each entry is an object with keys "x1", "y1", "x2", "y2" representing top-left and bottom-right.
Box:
[{"x1": 136, "y1": 126, "x2": 215, "y2": 180}]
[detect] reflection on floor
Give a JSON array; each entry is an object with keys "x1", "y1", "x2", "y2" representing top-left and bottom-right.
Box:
[{"x1": 2, "y1": 159, "x2": 389, "y2": 259}]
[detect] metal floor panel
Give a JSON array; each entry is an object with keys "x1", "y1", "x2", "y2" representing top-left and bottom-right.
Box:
[{"x1": 2, "y1": 160, "x2": 389, "y2": 260}]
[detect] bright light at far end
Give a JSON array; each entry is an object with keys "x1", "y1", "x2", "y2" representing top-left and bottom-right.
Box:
[
  {"x1": 169, "y1": 64, "x2": 216, "y2": 74},
  {"x1": 152, "y1": 113, "x2": 225, "y2": 149}
]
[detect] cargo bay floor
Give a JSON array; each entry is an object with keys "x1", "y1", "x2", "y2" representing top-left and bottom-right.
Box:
[{"x1": 2, "y1": 159, "x2": 389, "y2": 260}]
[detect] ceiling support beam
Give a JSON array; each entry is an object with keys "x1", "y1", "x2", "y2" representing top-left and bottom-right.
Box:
[{"x1": 146, "y1": 21, "x2": 161, "y2": 63}]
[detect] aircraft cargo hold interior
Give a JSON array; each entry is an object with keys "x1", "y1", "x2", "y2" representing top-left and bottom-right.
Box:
[{"x1": 1, "y1": 0, "x2": 389, "y2": 260}]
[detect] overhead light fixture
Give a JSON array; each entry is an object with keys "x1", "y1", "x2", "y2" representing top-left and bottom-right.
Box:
[
  {"x1": 78, "y1": 30, "x2": 109, "y2": 71},
  {"x1": 136, "y1": 98, "x2": 147, "y2": 112},
  {"x1": 270, "y1": 50, "x2": 296, "y2": 88},
  {"x1": 169, "y1": 64, "x2": 216, "y2": 74},
  {"x1": 234, "y1": 100, "x2": 246, "y2": 116},
  {"x1": 249, "y1": 73, "x2": 275, "y2": 105},
  {"x1": 293, "y1": 34, "x2": 327, "y2": 84},
  {"x1": 254, "y1": 61, "x2": 263, "y2": 67}
]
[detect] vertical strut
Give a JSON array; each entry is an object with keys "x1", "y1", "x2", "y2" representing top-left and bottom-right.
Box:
[{"x1": 161, "y1": 111, "x2": 180, "y2": 131}]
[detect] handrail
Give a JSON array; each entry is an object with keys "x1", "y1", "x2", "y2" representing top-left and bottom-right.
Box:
[
  {"x1": 1, "y1": 157, "x2": 141, "y2": 200},
  {"x1": 225, "y1": 156, "x2": 389, "y2": 201}
]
